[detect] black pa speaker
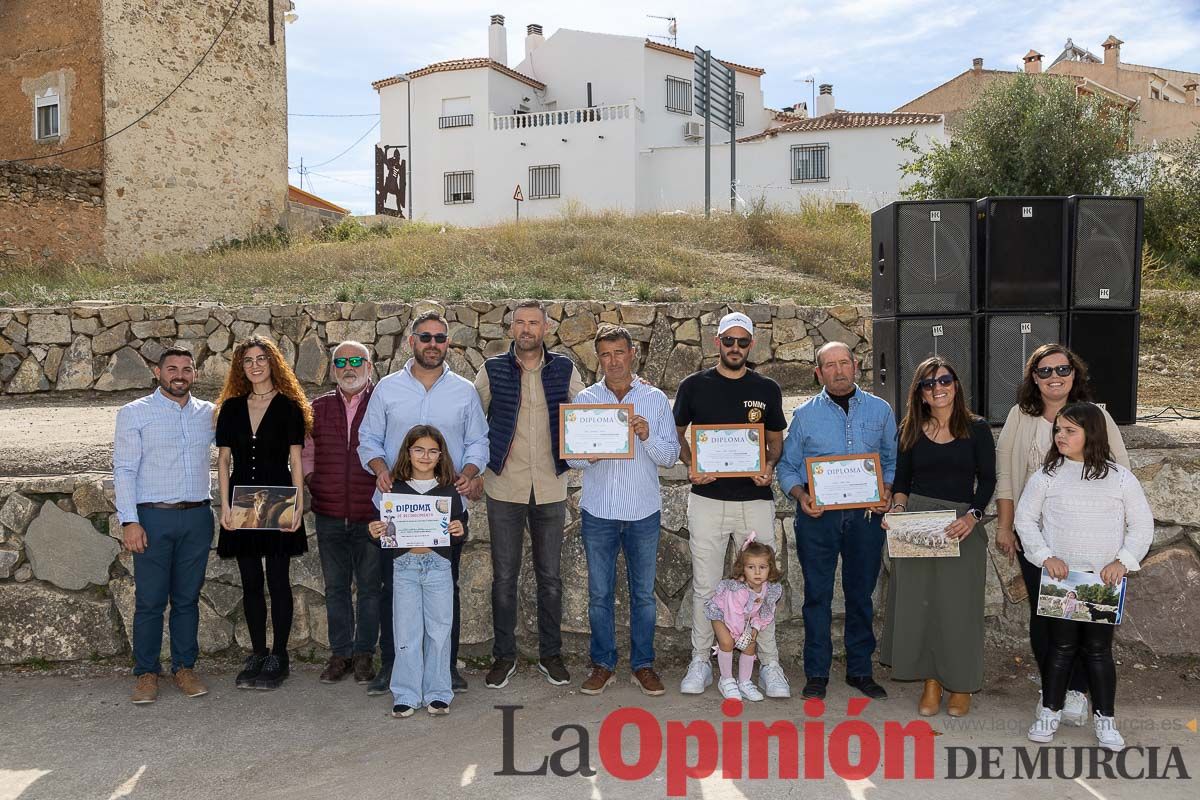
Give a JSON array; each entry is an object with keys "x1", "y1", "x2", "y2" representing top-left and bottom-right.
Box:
[
  {"x1": 977, "y1": 197, "x2": 1068, "y2": 310},
  {"x1": 982, "y1": 312, "x2": 1067, "y2": 423},
  {"x1": 872, "y1": 316, "x2": 980, "y2": 422},
  {"x1": 1069, "y1": 196, "x2": 1143, "y2": 310},
  {"x1": 1068, "y1": 311, "x2": 1140, "y2": 425},
  {"x1": 871, "y1": 200, "x2": 976, "y2": 316}
]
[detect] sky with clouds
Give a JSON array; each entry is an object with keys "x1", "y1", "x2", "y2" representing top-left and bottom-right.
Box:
[{"x1": 284, "y1": 0, "x2": 1200, "y2": 214}]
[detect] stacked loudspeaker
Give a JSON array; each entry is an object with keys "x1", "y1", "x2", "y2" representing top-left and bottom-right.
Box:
[{"x1": 871, "y1": 196, "x2": 1142, "y2": 424}]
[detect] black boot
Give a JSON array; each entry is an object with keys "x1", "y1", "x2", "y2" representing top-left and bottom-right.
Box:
[
  {"x1": 255, "y1": 652, "x2": 290, "y2": 690},
  {"x1": 236, "y1": 652, "x2": 268, "y2": 689}
]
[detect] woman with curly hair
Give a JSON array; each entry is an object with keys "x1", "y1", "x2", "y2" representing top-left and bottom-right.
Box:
[{"x1": 215, "y1": 336, "x2": 314, "y2": 690}]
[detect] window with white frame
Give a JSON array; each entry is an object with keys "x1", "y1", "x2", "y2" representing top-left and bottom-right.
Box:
[
  {"x1": 35, "y1": 89, "x2": 60, "y2": 140},
  {"x1": 444, "y1": 171, "x2": 474, "y2": 204},
  {"x1": 736, "y1": 92, "x2": 745, "y2": 126},
  {"x1": 529, "y1": 164, "x2": 560, "y2": 199},
  {"x1": 666, "y1": 75, "x2": 692, "y2": 114},
  {"x1": 790, "y1": 143, "x2": 830, "y2": 182}
]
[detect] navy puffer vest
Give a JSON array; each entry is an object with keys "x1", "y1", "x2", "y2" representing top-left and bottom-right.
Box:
[
  {"x1": 308, "y1": 384, "x2": 378, "y2": 522},
  {"x1": 484, "y1": 345, "x2": 572, "y2": 476}
]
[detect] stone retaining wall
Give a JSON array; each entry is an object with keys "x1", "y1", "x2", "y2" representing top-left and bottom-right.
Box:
[
  {"x1": 0, "y1": 300, "x2": 872, "y2": 395},
  {"x1": 2, "y1": 442, "x2": 1197, "y2": 665}
]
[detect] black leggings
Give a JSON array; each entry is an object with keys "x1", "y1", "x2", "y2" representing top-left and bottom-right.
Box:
[
  {"x1": 238, "y1": 554, "x2": 293, "y2": 655},
  {"x1": 1018, "y1": 547, "x2": 1089, "y2": 694},
  {"x1": 1042, "y1": 616, "x2": 1116, "y2": 717}
]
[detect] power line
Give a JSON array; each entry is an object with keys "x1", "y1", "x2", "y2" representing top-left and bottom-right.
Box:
[
  {"x1": 0, "y1": 0, "x2": 245, "y2": 164},
  {"x1": 289, "y1": 112, "x2": 380, "y2": 118},
  {"x1": 301, "y1": 119, "x2": 381, "y2": 169},
  {"x1": 305, "y1": 170, "x2": 375, "y2": 191}
]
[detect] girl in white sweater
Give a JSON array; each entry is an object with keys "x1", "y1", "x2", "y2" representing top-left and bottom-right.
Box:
[{"x1": 1015, "y1": 402, "x2": 1153, "y2": 752}]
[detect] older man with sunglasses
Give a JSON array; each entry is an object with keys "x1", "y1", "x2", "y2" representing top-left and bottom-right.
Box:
[{"x1": 358, "y1": 311, "x2": 489, "y2": 694}]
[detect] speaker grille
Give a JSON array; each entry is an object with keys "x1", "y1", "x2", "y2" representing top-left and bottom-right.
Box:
[
  {"x1": 1072, "y1": 197, "x2": 1139, "y2": 308},
  {"x1": 895, "y1": 202, "x2": 973, "y2": 314},
  {"x1": 894, "y1": 317, "x2": 976, "y2": 418},
  {"x1": 985, "y1": 314, "x2": 1064, "y2": 423},
  {"x1": 982, "y1": 198, "x2": 1067, "y2": 309},
  {"x1": 1069, "y1": 311, "x2": 1139, "y2": 424}
]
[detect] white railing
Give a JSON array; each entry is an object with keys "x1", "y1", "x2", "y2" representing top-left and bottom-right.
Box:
[{"x1": 491, "y1": 102, "x2": 639, "y2": 131}]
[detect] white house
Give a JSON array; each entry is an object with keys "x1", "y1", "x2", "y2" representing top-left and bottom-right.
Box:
[{"x1": 372, "y1": 15, "x2": 944, "y2": 224}]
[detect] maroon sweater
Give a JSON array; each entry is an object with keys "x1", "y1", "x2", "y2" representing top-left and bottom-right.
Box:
[{"x1": 308, "y1": 385, "x2": 377, "y2": 522}]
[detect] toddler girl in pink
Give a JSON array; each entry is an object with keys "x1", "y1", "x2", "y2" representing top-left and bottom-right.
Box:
[{"x1": 704, "y1": 533, "x2": 783, "y2": 701}]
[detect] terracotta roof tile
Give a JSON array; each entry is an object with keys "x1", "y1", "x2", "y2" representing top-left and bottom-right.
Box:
[
  {"x1": 372, "y1": 58, "x2": 545, "y2": 91},
  {"x1": 643, "y1": 40, "x2": 765, "y2": 77},
  {"x1": 738, "y1": 111, "x2": 943, "y2": 142}
]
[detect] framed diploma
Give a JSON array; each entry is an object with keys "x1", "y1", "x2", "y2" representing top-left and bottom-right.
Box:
[
  {"x1": 690, "y1": 424, "x2": 766, "y2": 478},
  {"x1": 805, "y1": 454, "x2": 884, "y2": 510},
  {"x1": 379, "y1": 493, "x2": 452, "y2": 549},
  {"x1": 230, "y1": 485, "x2": 299, "y2": 530},
  {"x1": 559, "y1": 403, "x2": 635, "y2": 459}
]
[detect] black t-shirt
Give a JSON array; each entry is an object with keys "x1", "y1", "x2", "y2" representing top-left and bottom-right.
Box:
[
  {"x1": 892, "y1": 418, "x2": 997, "y2": 510},
  {"x1": 673, "y1": 367, "x2": 787, "y2": 502},
  {"x1": 829, "y1": 387, "x2": 855, "y2": 415}
]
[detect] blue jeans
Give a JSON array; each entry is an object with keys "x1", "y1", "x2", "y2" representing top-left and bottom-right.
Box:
[
  {"x1": 580, "y1": 510, "x2": 660, "y2": 671},
  {"x1": 132, "y1": 505, "x2": 213, "y2": 675},
  {"x1": 794, "y1": 509, "x2": 885, "y2": 679},
  {"x1": 390, "y1": 552, "x2": 454, "y2": 707},
  {"x1": 315, "y1": 514, "x2": 381, "y2": 658}
]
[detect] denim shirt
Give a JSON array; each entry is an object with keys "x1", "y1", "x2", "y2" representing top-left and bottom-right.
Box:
[{"x1": 776, "y1": 386, "x2": 898, "y2": 498}]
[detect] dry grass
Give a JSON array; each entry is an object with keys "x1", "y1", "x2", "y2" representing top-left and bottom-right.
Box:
[{"x1": 0, "y1": 205, "x2": 871, "y2": 307}]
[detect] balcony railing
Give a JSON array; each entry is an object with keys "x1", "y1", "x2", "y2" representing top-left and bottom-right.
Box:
[
  {"x1": 491, "y1": 103, "x2": 640, "y2": 131},
  {"x1": 438, "y1": 114, "x2": 474, "y2": 129}
]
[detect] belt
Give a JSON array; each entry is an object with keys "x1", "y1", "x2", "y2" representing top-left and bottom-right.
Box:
[{"x1": 138, "y1": 500, "x2": 211, "y2": 510}]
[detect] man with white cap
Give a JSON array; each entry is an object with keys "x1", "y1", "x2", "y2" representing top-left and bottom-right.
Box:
[{"x1": 672, "y1": 311, "x2": 791, "y2": 698}]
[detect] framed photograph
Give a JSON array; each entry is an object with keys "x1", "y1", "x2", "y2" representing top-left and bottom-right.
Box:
[
  {"x1": 1036, "y1": 568, "x2": 1127, "y2": 625},
  {"x1": 379, "y1": 493, "x2": 452, "y2": 549},
  {"x1": 884, "y1": 510, "x2": 960, "y2": 558},
  {"x1": 230, "y1": 485, "x2": 299, "y2": 531},
  {"x1": 559, "y1": 403, "x2": 635, "y2": 459},
  {"x1": 690, "y1": 424, "x2": 766, "y2": 478},
  {"x1": 805, "y1": 453, "x2": 884, "y2": 510}
]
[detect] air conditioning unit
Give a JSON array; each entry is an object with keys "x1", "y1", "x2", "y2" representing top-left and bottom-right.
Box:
[{"x1": 683, "y1": 121, "x2": 703, "y2": 140}]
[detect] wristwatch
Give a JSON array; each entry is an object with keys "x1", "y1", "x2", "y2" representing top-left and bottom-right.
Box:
[
  {"x1": 967, "y1": 508, "x2": 983, "y2": 521},
  {"x1": 121, "y1": 521, "x2": 138, "y2": 528}
]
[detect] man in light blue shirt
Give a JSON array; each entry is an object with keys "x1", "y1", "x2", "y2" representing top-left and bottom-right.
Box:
[
  {"x1": 357, "y1": 310, "x2": 489, "y2": 693},
  {"x1": 777, "y1": 342, "x2": 897, "y2": 702},
  {"x1": 113, "y1": 347, "x2": 216, "y2": 704},
  {"x1": 566, "y1": 325, "x2": 680, "y2": 697}
]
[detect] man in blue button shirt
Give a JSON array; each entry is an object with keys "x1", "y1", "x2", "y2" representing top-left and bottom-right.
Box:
[{"x1": 777, "y1": 342, "x2": 897, "y2": 702}]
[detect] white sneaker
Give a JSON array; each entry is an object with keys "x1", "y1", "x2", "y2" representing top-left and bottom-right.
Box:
[
  {"x1": 738, "y1": 680, "x2": 764, "y2": 702},
  {"x1": 680, "y1": 658, "x2": 713, "y2": 694},
  {"x1": 1094, "y1": 713, "x2": 1126, "y2": 751},
  {"x1": 757, "y1": 662, "x2": 792, "y2": 699},
  {"x1": 1028, "y1": 705, "x2": 1061, "y2": 743},
  {"x1": 1062, "y1": 690, "x2": 1089, "y2": 727},
  {"x1": 718, "y1": 677, "x2": 741, "y2": 700}
]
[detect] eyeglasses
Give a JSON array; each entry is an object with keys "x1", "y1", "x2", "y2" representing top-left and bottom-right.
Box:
[
  {"x1": 414, "y1": 332, "x2": 449, "y2": 344},
  {"x1": 1034, "y1": 364, "x2": 1074, "y2": 379},
  {"x1": 332, "y1": 356, "x2": 365, "y2": 368},
  {"x1": 242, "y1": 354, "x2": 270, "y2": 366},
  {"x1": 918, "y1": 374, "x2": 956, "y2": 391},
  {"x1": 409, "y1": 446, "x2": 442, "y2": 458},
  {"x1": 720, "y1": 336, "x2": 752, "y2": 349}
]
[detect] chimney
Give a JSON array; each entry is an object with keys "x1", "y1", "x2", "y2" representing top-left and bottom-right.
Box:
[
  {"x1": 1186, "y1": 82, "x2": 1198, "y2": 105},
  {"x1": 816, "y1": 83, "x2": 834, "y2": 117},
  {"x1": 1023, "y1": 49, "x2": 1043, "y2": 74},
  {"x1": 1102, "y1": 35, "x2": 1123, "y2": 68},
  {"x1": 525, "y1": 23, "x2": 544, "y2": 60},
  {"x1": 488, "y1": 14, "x2": 507, "y2": 65},
  {"x1": 972, "y1": 57, "x2": 983, "y2": 73}
]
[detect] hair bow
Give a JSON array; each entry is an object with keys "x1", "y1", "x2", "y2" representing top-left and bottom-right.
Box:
[{"x1": 740, "y1": 530, "x2": 758, "y2": 552}]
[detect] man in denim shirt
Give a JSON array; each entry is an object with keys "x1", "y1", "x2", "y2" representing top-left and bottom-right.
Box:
[{"x1": 777, "y1": 342, "x2": 897, "y2": 701}]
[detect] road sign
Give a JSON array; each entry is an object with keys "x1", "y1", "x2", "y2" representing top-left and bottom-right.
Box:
[
  {"x1": 694, "y1": 47, "x2": 735, "y2": 131},
  {"x1": 513, "y1": 185, "x2": 524, "y2": 201}
]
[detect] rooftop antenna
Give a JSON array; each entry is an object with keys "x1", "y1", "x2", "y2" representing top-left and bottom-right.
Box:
[{"x1": 647, "y1": 15, "x2": 677, "y2": 47}]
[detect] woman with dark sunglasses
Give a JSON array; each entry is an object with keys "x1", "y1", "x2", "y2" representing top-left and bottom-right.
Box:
[
  {"x1": 994, "y1": 344, "x2": 1129, "y2": 727},
  {"x1": 879, "y1": 357, "x2": 995, "y2": 717}
]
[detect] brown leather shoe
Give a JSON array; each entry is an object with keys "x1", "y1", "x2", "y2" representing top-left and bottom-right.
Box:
[
  {"x1": 131, "y1": 673, "x2": 159, "y2": 704},
  {"x1": 947, "y1": 691, "x2": 972, "y2": 717},
  {"x1": 580, "y1": 665, "x2": 615, "y2": 695},
  {"x1": 352, "y1": 652, "x2": 376, "y2": 685},
  {"x1": 173, "y1": 668, "x2": 208, "y2": 697},
  {"x1": 918, "y1": 679, "x2": 943, "y2": 717},
  {"x1": 320, "y1": 655, "x2": 352, "y2": 684},
  {"x1": 632, "y1": 667, "x2": 666, "y2": 697}
]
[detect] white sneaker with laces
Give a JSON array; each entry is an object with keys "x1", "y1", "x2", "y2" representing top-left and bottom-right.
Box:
[
  {"x1": 757, "y1": 661, "x2": 792, "y2": 699},
  {"x1": 1028, "y1": 705, "x2": 1061, "y2": 743},
  {"x1": 680, "y1": 658, "x2": 713, "y2": 695},
  {"x1": 1062, "y1": 690, "x2": 1089, "y2": 726},
  {"x1": 1094, "y1": 712, "x2": 1126, "y2": 751},
  {"x1": 718, "y1": 677, "x2": 741, "y2": 700},
  {"x1": 738, "y1": 680, "x2": 764, "y2": 702}
]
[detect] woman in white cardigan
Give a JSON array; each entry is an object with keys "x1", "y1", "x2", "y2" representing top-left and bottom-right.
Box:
[{"x1": 994, "y1": 344, "x2": 1128, "y2": 726}]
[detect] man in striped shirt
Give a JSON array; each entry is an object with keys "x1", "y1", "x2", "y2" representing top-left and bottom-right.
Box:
[{"x1": 566, "y1": 325, "x2": 680, "y2": 697}]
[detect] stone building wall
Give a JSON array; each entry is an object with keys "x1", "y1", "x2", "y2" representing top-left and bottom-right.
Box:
[
  {"x1": 99, "y1": 0, "x2": 290, "y2": 260},
  {"x1": 0, "y1": 163, "x2": 105, "y2": 264}
]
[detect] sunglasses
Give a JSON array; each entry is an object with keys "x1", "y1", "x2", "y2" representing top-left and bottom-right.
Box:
[
  {"x1": 918, "y1": 374, "x2": 956, "y2": 391},
  {"x1": 720, "y1": 336, "x2": 752, "y2": 349},
  {"x1": 1034, "y1": 364, "x2": 1074, "y2": 379},
  {"x1": 332, "y1": 356, "x2": 365, "y2": 368},
  {"x1": 414, "y1": 332, "x2": 449, "y2": 344}
]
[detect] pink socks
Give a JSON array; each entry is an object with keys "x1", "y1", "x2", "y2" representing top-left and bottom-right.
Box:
[
  {"x1": 739, "y1": 653, "x2": 756, "y2": 682},
  {"x1": 717, "y1": 650, "x2": 734, "y2": 679}
]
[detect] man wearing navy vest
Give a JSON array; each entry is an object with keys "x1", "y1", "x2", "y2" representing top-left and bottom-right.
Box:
[
  {"x1": 475, "y1": 300, "x2": 585, "y2": 689},
  {"x1": 303, "y1": 341, "x2": 380, "y2": 687}
]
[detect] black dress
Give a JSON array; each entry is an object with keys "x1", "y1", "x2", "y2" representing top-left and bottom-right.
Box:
[{"x1": 216, "y1": 394, "x2": 308, "y2": 558}]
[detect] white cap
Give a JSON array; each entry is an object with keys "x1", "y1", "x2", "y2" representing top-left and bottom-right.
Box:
[{"x1": 717, "y1": 312, "x2": 754, "y2": 336}]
